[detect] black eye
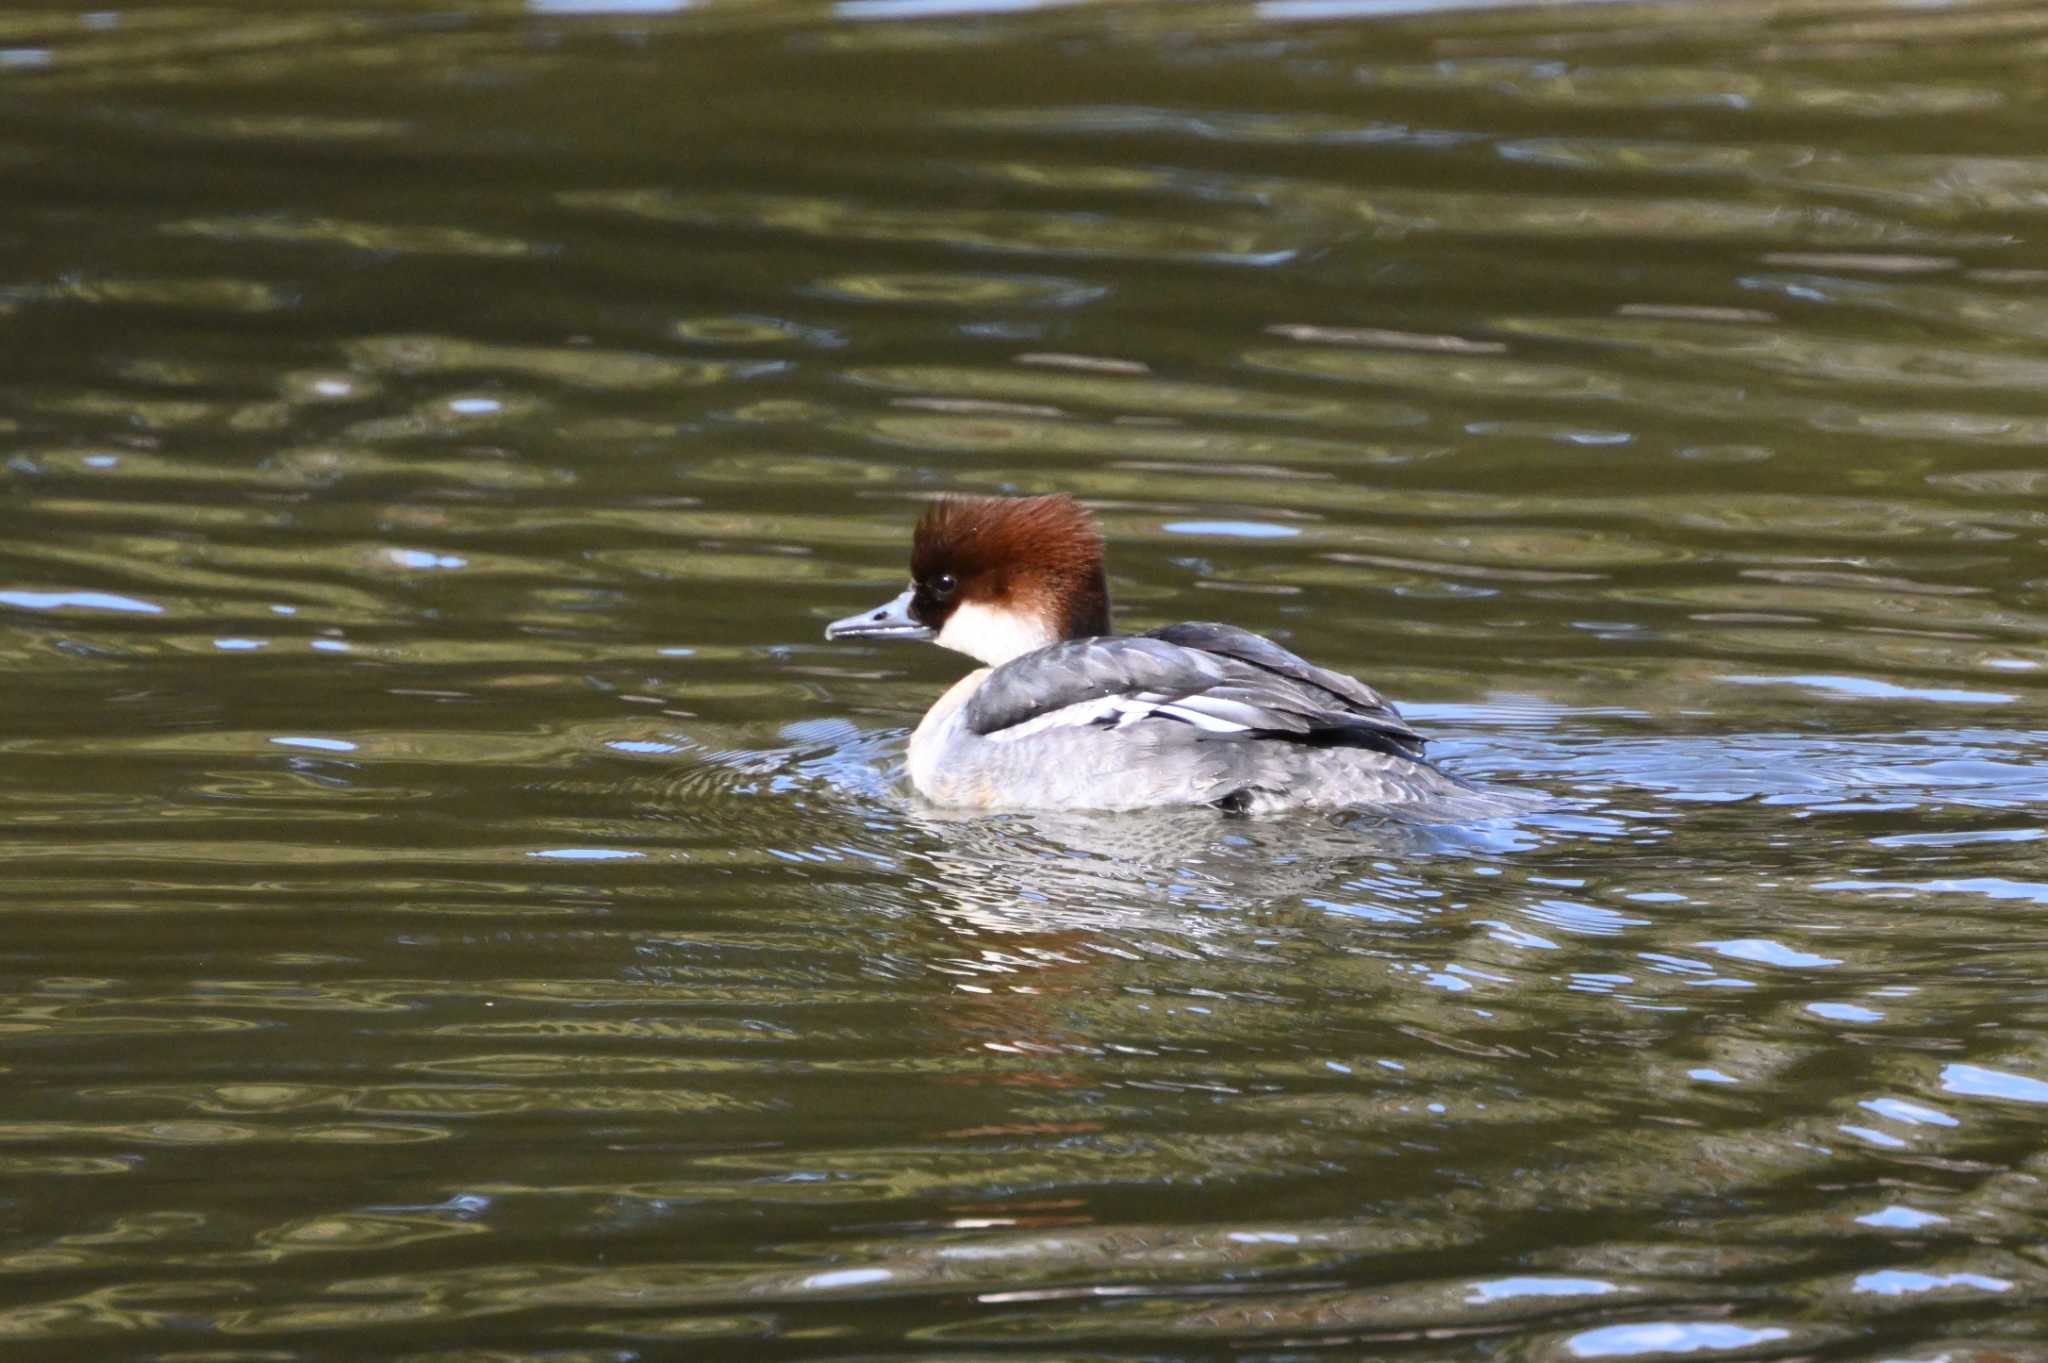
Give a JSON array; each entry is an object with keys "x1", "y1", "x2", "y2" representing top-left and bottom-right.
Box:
[{"x1": 930, "y1": 573, "x2": 958, "y2": 599}]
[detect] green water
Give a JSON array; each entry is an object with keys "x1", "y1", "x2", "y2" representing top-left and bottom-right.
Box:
[{"x1": 4, "y1": 0, "x2": 2048, "y2": 1357}]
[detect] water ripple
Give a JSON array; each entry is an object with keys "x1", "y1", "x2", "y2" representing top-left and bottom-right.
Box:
[{"x1": 4, "y1": 0, "x2": 2048, "y2": 1356}]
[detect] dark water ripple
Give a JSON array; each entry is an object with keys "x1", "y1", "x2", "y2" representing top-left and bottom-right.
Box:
[{"x1": 3, "y1": 0, "x2": 2048, "y2": 1358}]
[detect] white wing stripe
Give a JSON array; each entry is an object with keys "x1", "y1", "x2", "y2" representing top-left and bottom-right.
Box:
[
  {"x1": 986, "y1": 697, "x2": 1128, "y2": 743},
  {"x1": 1152, "y1": 703, "x2": 1251, "y2": 733},
  {"x1": 987, "y1": 695, "x2": 1252, "y2": 743}
]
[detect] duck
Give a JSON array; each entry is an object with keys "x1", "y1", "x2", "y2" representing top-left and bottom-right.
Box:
[{"x1": 826, "y1": 493, "x2": 1524, "y2": 817}]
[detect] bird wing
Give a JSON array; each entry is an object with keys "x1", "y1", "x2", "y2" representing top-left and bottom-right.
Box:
[{"x1": 961, "y1": 628, "x2": 1427, "y2": 760}]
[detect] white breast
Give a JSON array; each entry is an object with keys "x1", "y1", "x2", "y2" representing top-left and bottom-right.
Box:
[{"x1": 906, "y1": 667, "x2": 991, "y2": 800}]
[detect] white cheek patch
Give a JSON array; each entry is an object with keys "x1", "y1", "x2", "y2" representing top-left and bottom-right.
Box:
[{"x1": 935, "y1": 600, "x2": 1057, "y2": 667}]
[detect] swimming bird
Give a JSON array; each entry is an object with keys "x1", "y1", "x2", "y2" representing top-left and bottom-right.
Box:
[{"x1": 826, "y1": 493, "x2": 1522, "y2": 817}]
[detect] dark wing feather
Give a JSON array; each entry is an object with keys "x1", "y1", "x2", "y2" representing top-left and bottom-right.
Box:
[
  {"x1": 1146, "y1": 622, "x2": 1392, "y2": 711},
  {"x1": 963, "y1": 636, "x2": 1230, "y2": 735},
  {"x1": 1147, "y1": 622, "x2": 1425, "y2": 757},
  {"x1": 962, "y1": 628, "x2": 1427, "y2": 761}
]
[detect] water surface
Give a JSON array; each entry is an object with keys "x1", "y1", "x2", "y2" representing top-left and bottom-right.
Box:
[{"x1": 4, "y1": 0, "x2": 2048, "y2": 1358}]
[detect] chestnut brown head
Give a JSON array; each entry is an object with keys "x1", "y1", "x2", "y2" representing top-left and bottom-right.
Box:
[{"x1": 826, "y1": 493, "x2": 1111, "y2": 667}]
